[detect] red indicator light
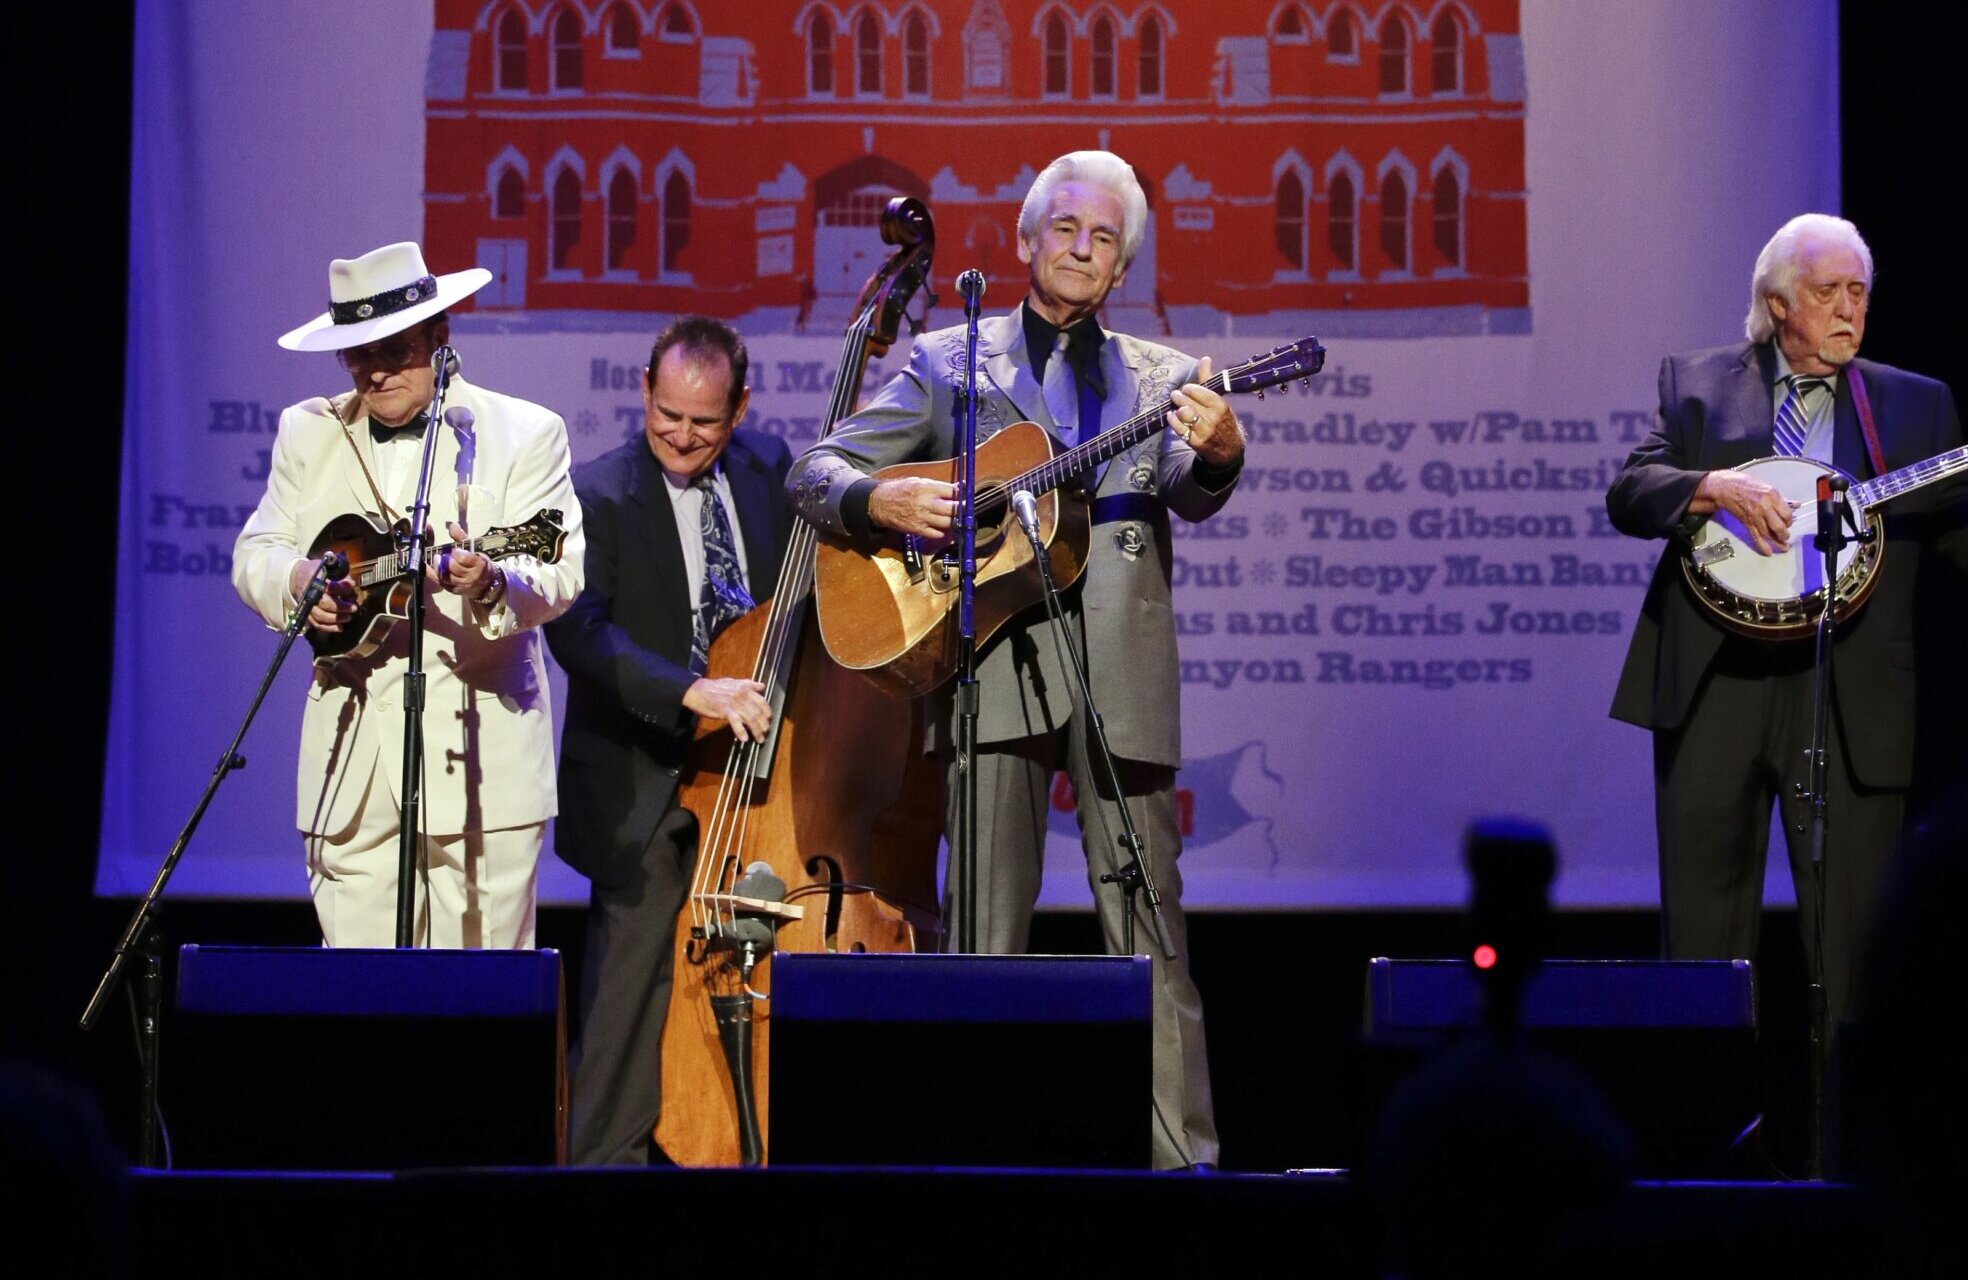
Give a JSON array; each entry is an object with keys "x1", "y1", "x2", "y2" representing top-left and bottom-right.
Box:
[{"x1": 1472, "y1": 944, "x2": 1498, "y2": 970}]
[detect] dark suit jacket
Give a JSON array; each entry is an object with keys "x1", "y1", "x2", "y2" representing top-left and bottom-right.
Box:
[
  {"x1": 1606, "y1": 342, "x2": 1965, "y2": 788},
  {"x1": 547, "y1": 431, "x2": 795, "y2": 888}
]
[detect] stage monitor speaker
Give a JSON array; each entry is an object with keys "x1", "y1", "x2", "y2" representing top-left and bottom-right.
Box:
[
  {"x1": 1360, "y1": 959, "x2": 1758, "y2": 1175},
  {"x1": 171, "y1": 946, "x2": 564, "y2": 1170},
  {"x1": 770, "y1": 953, "x2": 1151, "y2": 1168}
]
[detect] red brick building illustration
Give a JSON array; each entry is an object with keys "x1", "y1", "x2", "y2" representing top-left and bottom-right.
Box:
[{"x1": 424, "y1": 0, "x2": 1527, "y2": 335}]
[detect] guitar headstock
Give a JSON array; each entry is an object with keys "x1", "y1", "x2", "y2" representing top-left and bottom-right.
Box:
[
  {"x1": 1222, "y1": 337, "x2": 1327, "y2": 397},
  {"x1": 486, "y1": 509, "x2": 568, "y2": 564}
]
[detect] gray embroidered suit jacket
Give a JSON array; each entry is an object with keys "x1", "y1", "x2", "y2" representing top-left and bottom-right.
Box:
[{"x1": 788, "y1": 304, "x2": 1240, "y2": 767}]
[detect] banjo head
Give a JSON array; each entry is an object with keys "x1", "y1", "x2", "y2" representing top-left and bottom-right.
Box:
[
  {"x1": 1690, "y1": 457, "x2": 1862, "y2": 600},
  {"x1": 1681, "y1": 456, "x2": 1883, "y2": 638}
]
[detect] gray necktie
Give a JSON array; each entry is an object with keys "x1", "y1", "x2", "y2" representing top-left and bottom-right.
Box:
[
  {"x1": 1773, "y1": 375, "x2": 1826, "y2": 457},
  {"x1": 1040, "y1": 332, "x2": 1077, "y2": 444}
]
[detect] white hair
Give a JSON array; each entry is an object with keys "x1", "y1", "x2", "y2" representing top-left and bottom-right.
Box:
[
  {"x1": 1017, "y1": 150, "x2": 1150, "y2": 268},
  {"x1": 1745, "y1": 213, "x2": 1874, "y2": 343}
]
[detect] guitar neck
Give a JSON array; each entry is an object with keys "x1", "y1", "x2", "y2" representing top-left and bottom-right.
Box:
[
  {"x1": 1851, "y1": 444, "x2": 1968, "y2": 511},
  {"x1": 1004, "y1": 370, "x2": 1232, "y2": 499}
]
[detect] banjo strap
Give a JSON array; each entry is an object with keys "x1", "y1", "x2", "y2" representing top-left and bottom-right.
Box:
[{"x1": 1846, "y1": 365, "x2": 1888, "y2": 478}]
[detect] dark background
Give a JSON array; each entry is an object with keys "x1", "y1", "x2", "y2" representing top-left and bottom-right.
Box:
[{"x1": 9, "y1": 4, "x2": 1961, "y2": 1175}]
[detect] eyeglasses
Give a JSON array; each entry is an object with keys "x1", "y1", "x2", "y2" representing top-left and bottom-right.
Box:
[{"x1": 336, "y1": 332, "x2": 428, "y2": 372}]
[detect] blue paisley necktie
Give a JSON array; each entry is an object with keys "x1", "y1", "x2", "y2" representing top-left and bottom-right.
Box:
[{"x1": 691, "y1": 475, "x2": 753, "y2": 673}]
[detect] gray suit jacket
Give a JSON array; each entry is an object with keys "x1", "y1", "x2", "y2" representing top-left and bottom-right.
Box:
[{"x1": 788, "y1": 304, "x2": 1239, "y2": 767}]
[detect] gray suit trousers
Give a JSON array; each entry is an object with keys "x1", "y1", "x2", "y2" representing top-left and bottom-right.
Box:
[{"x1": 943, "y1": 611, "x2": 1219, "y2": 1170}]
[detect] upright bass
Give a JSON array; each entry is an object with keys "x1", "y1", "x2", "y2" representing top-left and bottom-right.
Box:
[{"x1": 654, "y1": 199, "x2": 945, "y2": 1166}]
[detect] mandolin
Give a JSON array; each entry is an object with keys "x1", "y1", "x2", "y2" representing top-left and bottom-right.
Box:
[{"x1": 302, "y1": 508, "x2": 567, "y2": 665}]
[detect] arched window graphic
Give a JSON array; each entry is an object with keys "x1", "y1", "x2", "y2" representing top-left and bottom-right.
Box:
[
  {"x1": 856, "y1": 11, "x2": 882, "y2": 94},
  {"x1": 1091, "y1": 15, "x2": 1116, "y2": 97},
  {"x1": 662, "y1": 170, "x2": 692, "y2": 273},
  {"x1": 808, "y1": 12, "x2": 834, "y2": 95},
  {"x1": 1043, "y1": 13, "x2": 1069, "y2": 97},
  {"x1": 494, "y1": 8, "x2": 527, "y2": 91},
  {"x1": 1276, "y1": 169, "x2": 1307, "y2": 270},
  {"x1": 605, "y1": 4, "x2": 638, "y2": 53},
  {"x1": 1328, "y1": 170, "x2": 1357, "y2": 271},
  {"x1": 494, "y1": 166, "x2": 525, "y2": 219},
  {"x1": 551, "y1": 8, "x2": 583, "y2": 90},
  {"x1": 1139, "y1": 16, "x2": 1164, "y2": 96},
  {"x1": 904, "y1": 12, "x2": 930, "y2": 96},
  {"x1": 606, "y1": 169, "x2": 638, "y2": 270},
  {"x1": 1431, "y1": 11, "x2": 1460, "y2": 94},
  {"x1": 1273, "y1": 7, "x2": 1305, "y2": 40},
  {"x1": 1380, "y1": 170, "x2": 1409, "y2": 270},
  {"x1": 1432, "y1": 165, "x2": 1462, "y2": 267},
  {"x1": 1378, "y1": 14, "x2": 1407, "y2": 94},
  {"x1": 551, "y1": 168, "x2": 582, "y2": 270},
  {"x1": 660, "y1": 3, "x2": 695, "y2": 39},
  {"x1": 1327, "y1": 8, "x2": 1356, "y2": 59}
]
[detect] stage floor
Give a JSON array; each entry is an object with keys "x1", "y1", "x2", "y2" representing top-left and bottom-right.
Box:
[{"x1": 120, "y1": 1166, "x2": 1891, "y2": 1279}]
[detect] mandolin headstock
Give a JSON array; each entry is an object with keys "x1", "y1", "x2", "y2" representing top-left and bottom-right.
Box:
[{"x1": 485, "y1": 509, "x2": 568, "y2": 564}]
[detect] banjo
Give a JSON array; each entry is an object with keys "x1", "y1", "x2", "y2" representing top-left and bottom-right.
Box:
[{"x1": 1680, "y1": 445, "x2": 1966, "y2": 639}]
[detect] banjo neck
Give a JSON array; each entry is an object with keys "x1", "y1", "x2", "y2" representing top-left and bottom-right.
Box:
[{"x1": 1848, "y1": 444, "x2": 1968, "y2": 512}]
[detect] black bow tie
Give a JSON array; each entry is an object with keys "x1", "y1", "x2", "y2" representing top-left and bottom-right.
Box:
[{"x1": 370, "y1": 411, "x2": 429, "y2": 445}]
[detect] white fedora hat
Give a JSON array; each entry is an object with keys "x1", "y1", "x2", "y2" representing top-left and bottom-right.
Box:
[{"x1": 278, "y1": 241, "x2": 493, "y2": 352}]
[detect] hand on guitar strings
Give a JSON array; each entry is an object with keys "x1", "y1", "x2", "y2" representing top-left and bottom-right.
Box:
[
  {"x1": 1166, "y1": 358, "x2": 1245, "y2": 468},
  {"x1": 427, "y1": 520, "x2": 499, "y2": 599},
  {"x1": 869, "y1": 476, "x2": 960, "y2": 538},
  {"x1": 289, "y1": 557, "x2": 357, "y2": 632},
  {"x1": 1690, "y1": 469, "x2": 1795, "y2": 555},
  {"x1": 685, "y1": 677, "x2": 774, "y2": 743}
]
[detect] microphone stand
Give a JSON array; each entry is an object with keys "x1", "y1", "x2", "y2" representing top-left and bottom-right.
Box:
[
  {"x1": 393, "y1": 347, "x2": 459, "y2": 948},
  {"x1": 952, "y1": 271, "x2": 985, "y2": 953},
  {"x1": 79, "y1": 553, "x2": 349, "y2": 1166},
  {"x1": 1012, "y1": 493, "x2": 1176, "y2": 961},
  {"x1": 1800, "y1": 472, "x2": 1865, "y2": 1180}
]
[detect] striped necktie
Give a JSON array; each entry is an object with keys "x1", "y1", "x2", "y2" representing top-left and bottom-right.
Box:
[
  {"x1": 1773, "y1": 375, "x2": 1827, "y2": 457},
  {"x1": 691, "y1": 475, "x2": 754, "y2": 674}
]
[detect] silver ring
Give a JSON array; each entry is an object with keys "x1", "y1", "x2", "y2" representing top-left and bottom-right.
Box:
[{"x1": 1181, "y1": 411, "x2": 1198, "y2": 425}]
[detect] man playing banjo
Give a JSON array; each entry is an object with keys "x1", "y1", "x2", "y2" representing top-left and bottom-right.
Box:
[{"x1": 1606, "y1": 213, "x2": 1965, "y2": 1034}]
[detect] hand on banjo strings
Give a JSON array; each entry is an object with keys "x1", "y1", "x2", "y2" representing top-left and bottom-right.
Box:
[{"x1": 1692, "y1": 469, "x2": 1794, "y2": 555}]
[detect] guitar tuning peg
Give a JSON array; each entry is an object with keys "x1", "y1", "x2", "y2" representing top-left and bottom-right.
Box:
[
  {"x1": 1256, "y1": 389, "x2": 1265, "y2": 399},
  {"x1": 1300, "y1": 378, "x2": 1310, "y2": 390}
]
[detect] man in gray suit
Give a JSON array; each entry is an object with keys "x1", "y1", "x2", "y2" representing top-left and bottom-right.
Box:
[{"x1": 787, "y1": 150, "x2": 1241, "y2": 1170}]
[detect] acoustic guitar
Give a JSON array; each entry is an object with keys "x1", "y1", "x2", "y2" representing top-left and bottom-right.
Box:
[
  {"x1": 303, "y1": 508, "x2": 568, "y2": 665},
  {"x1": 811, "y1": 338, "x2": 1325, "y2": 697}
]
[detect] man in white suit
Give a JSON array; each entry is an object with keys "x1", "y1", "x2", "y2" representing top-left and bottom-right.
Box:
[
  {"x1": 787, "y1": 152, "x2": 1241, "y2": 1169},
  {"x1": 234, "y1": 242, "x2": 584, "y2": 948}
]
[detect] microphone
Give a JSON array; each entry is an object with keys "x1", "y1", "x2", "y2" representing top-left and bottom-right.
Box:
[
  {"x1": 729, "y1": 861, "x2": 787, "y2": 952},
  {"x1": 432, "y1": 345, "x2": 461, "y2": 380},
  {"x1": 296, "y1": 549, "x2": 353, "y2": 626},
  {"x1": 1011, "y1": 489, "x2": 1043, "y2": 553},
  {"x1": 956, "y1": 269, "x2": 986, "y2": 309},
  {"x1": 1815, "y1": 473, "x2": 1849, "y2": 553}
]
